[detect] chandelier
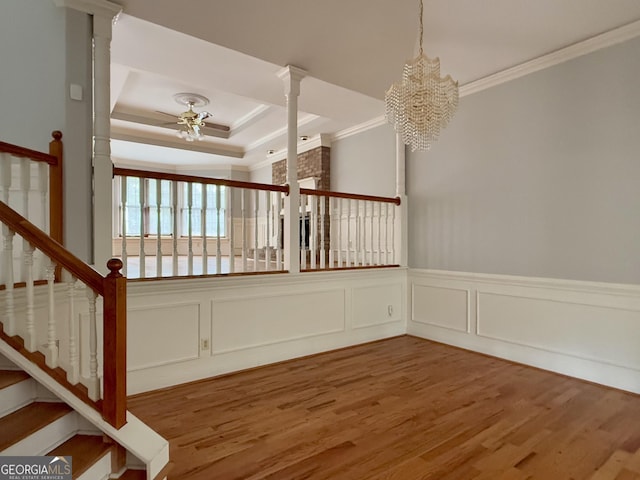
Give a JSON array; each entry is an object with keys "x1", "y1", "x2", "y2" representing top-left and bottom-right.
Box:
[
  {"x1": 385, "y1": 0, "x2": 458, "y2": 151},
  {"x1": 173, "y1": 93, "x2": 211, "y2": 142}
]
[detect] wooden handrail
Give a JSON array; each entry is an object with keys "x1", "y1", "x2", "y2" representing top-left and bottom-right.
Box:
[
  {"x1": 0, "y1": 200, "x2": 127, "y2": 429},
  {"x1": 0, "y1": 201, "x2": 103, "y2": 293},
  {"x1": 113, "y1": 167, "x2": 290, "y2": 194},
  {"x1": 300, "y1": 188, "x2": 401, "y2": 205},
  {"x1": 0, "y1": 140, "x2": 58, "y2": 165}
]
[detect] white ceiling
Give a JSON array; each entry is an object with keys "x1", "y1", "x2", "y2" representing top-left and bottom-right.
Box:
[{"x1": 110, "y1": 0, "x2": 640, "y2": 170}]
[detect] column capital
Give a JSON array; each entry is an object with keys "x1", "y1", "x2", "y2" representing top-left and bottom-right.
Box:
[
  {"x1": 277, "y1": 65, "x2": 307, "y2": 97},
  {"x1": 52, "y1": 0, "x2": 121, "y2": 21}
]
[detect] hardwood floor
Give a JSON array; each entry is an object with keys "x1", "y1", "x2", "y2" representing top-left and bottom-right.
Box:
[{"x1": 128, "y1": 336, "x2": 640, "y2": 480}]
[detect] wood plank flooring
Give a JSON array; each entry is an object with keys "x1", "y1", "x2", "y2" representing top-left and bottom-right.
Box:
[{"x1": 128, "y1": 336, "x2": 640, "y2": 480}]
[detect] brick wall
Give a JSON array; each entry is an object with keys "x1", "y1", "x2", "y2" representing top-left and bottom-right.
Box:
[
  {"x1": 272, "y1": 146, "x2": 331, "y2": 261},
  {"x1": 271, "y1": 146, "x2": 330, "y2": 190}
]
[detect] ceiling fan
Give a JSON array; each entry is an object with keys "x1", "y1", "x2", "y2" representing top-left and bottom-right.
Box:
[{"x1": 155, "y1": 93, "x2": 230, "y2": 141}]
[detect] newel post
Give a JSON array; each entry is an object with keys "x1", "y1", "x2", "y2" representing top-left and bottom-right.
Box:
[
  {"x1": 102, "y1": 258, "x2": 127, "y2": 429},
  {"x1": 49, "y1": 131, "x2": 63, "y2": 246}
]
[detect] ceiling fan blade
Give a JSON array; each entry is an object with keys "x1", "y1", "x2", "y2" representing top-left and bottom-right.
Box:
[{"x1": 155, "y1": 110, "x2": 179, "y2": 119}]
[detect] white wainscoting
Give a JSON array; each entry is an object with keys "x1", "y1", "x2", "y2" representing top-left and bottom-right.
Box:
[
  {"x1": 408, "y1": 269, "x2": 640, "y2": 393},
  {"x1": 126, "y1": 268, "x2": 407, "y2": 394}
]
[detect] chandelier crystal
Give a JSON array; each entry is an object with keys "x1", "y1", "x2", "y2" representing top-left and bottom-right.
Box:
[{"x1": 385, "y1": 0, "x2": 458, "y2": 151}]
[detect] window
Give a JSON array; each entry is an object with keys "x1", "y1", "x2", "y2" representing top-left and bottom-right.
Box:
[
  {"x1": 115, "y1": 178, "x2": 227, "y2": 238},
  {"x1": 181, "y1": 183, "x2": 226, "y2": 237},
  {"x1": 121, "y1": 177, "x2": 173, "y2": 236}
]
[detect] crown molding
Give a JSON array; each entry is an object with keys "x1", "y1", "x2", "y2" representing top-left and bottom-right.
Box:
[
  {"x1": 52, "y1": 0, "x2": 121, "y2": 18},
  {"x1": 246, "y1": 113, "x2": 318, "y2": 152},
  {"x1": 111, "y1": 132, "x2": 245, "y2": 158},
  {"x1": 331, "y1": 115, "x2": 387, "y2": 142},
  {"x1": 460, "y1": 19, "x2": 640, "y2": 97},
  {"x1": 329, "y1": 20, "x2": 640, "y2": 143}
]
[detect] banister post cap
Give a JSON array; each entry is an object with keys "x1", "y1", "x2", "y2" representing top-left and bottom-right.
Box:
[{"x1": 107, "y1": 258, "x2": 123, "y2": 278}]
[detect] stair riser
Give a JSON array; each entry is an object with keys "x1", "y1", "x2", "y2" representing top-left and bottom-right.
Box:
[
  {"x1": 0, "y1": 378, "x2": 36, "y2": 418},
  {"x1": 1, "y1": 411, "x2": 78, "y2": 456},
  {"x1": 77, "y1": 450, "x2": 112, "y2": 480}
]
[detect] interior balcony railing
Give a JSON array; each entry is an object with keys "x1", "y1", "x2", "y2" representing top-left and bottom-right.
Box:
[
  {"x1": 299, "y1": 188, "x2": 401, "y2": 271},
  {"x1": 113, "y1": 168, "x2": 401, "y2": 279},
  {"x1": 113, "y1": 167, "x2": 290, "y2": 278}
]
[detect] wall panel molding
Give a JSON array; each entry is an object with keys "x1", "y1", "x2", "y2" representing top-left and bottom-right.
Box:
[
  {"x1": 409, "y1": 268, "x2": 640, "y2": 393},
  {"x1": 411, "y1": 284, "x2": 470, "y2": 333},
  {"x1": 126, "y1": 269, "x2": 407, "y2": 393}
]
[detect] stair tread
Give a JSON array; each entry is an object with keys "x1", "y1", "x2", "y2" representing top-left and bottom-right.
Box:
[
  {"x1": 0, "y1": 370, "x2": 30, "y2": 390},
  {"x1": 48, "y1": 434, "x2": 112, "y2": 478},
  {"x1": 0, "y1": 401, "x2": 72, "y2": 451},
  {"x1": 119, "y1": 469, "x2": 146, "y2": 480}
]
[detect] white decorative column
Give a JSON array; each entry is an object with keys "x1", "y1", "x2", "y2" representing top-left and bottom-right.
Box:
[
  {"x1": 396, "y1": 132, "x2": 408, "y2": 267},
  {"x1": 53, "y1": 0, "x2": 121, "y2": 273},
  {"x1": 277, "y1": 66, "x2": 306, "y2": 274},
  {"x1": 92, "y1": 8, "x2": 119, "y2": 273}
]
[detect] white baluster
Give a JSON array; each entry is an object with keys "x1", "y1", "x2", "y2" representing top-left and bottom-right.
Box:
[
  {"x1": 156, "y1": 178, "x2": 162, "y2": 277},
  {"x1": 2, "y1": 227, "x2": 15, "y2": 336},
  {"x1": 265, "y1": 190, "x2": 270, "y2": 272},
  {"x1": 38, "y1": 162, "x2": 48, "y2": 234},
  {"x1": 241, "y1": 189, "x2": 247, "y2": 272},
  {"x1": 23, "y1": 241, "x2": 36, "y2": 352},
  {"x1": 384, "y1": 203, "x2": 390, "y2": 264},
  {"x1": 391, "y1": 203, "x2": 396, "y2": 264},
  {"x1": 320, "y1": 195, "x2": 326, "y2": 269},
  {"x1": 66, "y1": 276, "x2": 80, "y2": 384},
  {"x1": 0, "y1": 153, "x2": 12, "y2": 205},
  {"x1": 310, "y1": 195, "x2": 317, "y2": 269},
  {"x1": 228, "y1": 188, "x2": 235, "y2": 274},
  {"x1": 120, "y1": 177, "x2": 128, "y2": 277},
  {"x1": 377, "y1": 202, "x2": 382, "y2": 265},
  {"x1": 216, "y1": 185, "x2": 222, "y2": 274},
  {"x1": 337, "y1": 198, "x2": 343, "y2": 268},
  {"x1": 172, "y1": 181, "x2": 179, "y2": 276},
  {"x1": 358, "y1": 200, "x2": 363, "y2": 266},
  {"x1": 329, "y1": 197, "x2": 335, "y2": 268},
  {"x1": 20, "y1": 159, "x2": 30, "y2": 218},
  {"x1": 300, "y1": 194, "x2": 307, "y2": 269},
  {"x1": 187, "y1": 183, "x2": 193, "y2": 276},
  {"x1": 345, "y1": 199, "x2": 351, "y2": 267},
  {"x1": 139, "y1": 178, "x2": 146, "y2": 278},
  {"x1": 361, "y1": 201, "x2": 367, "y2": 266},
  {"x1": 253, "y1": 189, "x2": 259, "y2": 272},
  {"x1": 369, "y1": 201, "x2": 374, "y2": 266},
  {"x1": 85, "y1": 288, "x2": 100, "y2": 401},
  {"x1": 44, "y1": 258, "x2": 58, "y2": 368},
  {"x1": 275, "y1": 192, "x2": 282, "y2": 270},
  {"x1": 202, "y1": 183, "x2": 208, "y2": 275}
]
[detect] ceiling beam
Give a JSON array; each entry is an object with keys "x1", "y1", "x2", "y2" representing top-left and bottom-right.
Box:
[
  {"x1": 111, "y1": 132, "x2": 245, "y2": 158},
  {"x1": 111, "y1": 111, "x2": 231, "y2": 139}
]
